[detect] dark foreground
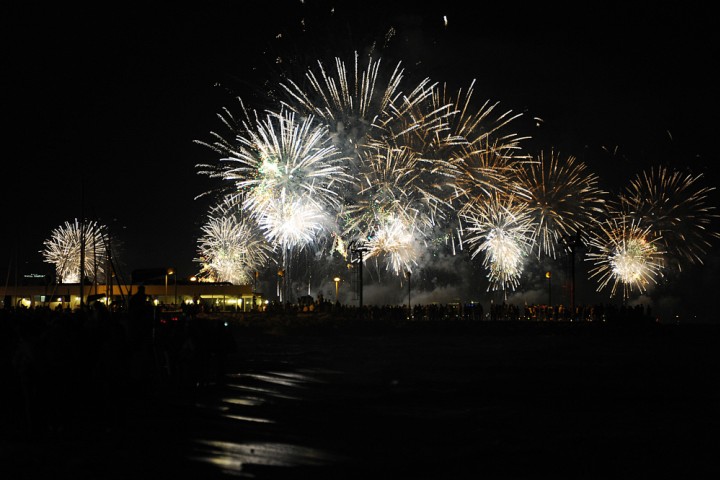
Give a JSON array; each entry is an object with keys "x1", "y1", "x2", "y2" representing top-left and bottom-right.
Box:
[{"x1": 2, "y1": 318, "x2": 719, "y2": 479}]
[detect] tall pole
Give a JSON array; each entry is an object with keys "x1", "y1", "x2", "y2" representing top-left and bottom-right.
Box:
[
  {"x1": 407, "y1": 271, "x2": 411, "y2": 318},
  {"x1": 350, "y1": 242, "x2": 368, "y2": 312},
  {"x1": 569, "y1": 247, "x2": 575, "y2": 314},
  {"x1": 564, "y1": 230, "x2": 581, "y2": 317},
  {"x1": 546, "y1": 271, "x2": 552, "y2": 306},
  {"x1": 79, "y1": 179, "x2": 85, "y2": 309},
  {"x1": 358, "y1": 251, "x2": 363, "y2": 309}
]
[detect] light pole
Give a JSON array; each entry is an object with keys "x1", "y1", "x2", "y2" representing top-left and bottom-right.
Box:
[
  {"x1": 545, "y1": 271, "x2": 552, "y2": 307},
  {"x1": 563, "y1": 230, "x2": 582, "y2": 316},
  {"x1": 166, "y1": 267, "x2": 174, "y2": 306},
  {"x1": 277, "y1": 268, "x2": 285, "y2": 303},
  {"x1": 406, "y1": 271, "x2": 412, "y2": 318},
  {"x1": 334, "y1": 277, "x2": 341, "y2": 304}
]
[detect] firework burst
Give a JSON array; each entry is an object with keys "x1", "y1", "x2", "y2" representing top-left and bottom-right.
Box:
[
  {"x1": 195, "y1": 200, "x2": 274, "y2": 285},
  {"x1": 585, "y1": 216, "x2": 665, "y2": 299},
  {"x1": 460, "y1": 193, "x2": 536, "y2": 291},
  {"x1": 365, "y1": 212, "x2": 421, "y2": 274},
  {"x1": 343, "y1": 146, "x2": 439, "y2": 274},
  {"x1": 616, "y1": 165, "x2": 719, "y2": 271},
  {"x1": 514, "y1": 149, "x2": 607, "y2": 259},
  {"x1": 279, "y1": 52, "x2": 406, "y2": 164},
  {"x1": 197, "y1": 106, "x2": 351, "y2": 252},
  {"x1": 42, "y1": 219, "x2": 108, "y2": 284}
]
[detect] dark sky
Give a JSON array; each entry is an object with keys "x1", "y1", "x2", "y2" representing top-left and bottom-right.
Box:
[{"x1": 3, "y1": 2, "x2": 719, "y2": 317}]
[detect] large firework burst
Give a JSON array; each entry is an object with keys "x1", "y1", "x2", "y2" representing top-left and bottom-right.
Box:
[
  {"x1": 280, "y1": 53, "x2": 454, "y2": 242},
  {"x1": 42, "y1": 219, "x2": 108, "y2": 284},
  {"x1": 514, "y1": 149, "x2": 607, "y2": 259},
  {"x1": 279, "y1": 52, "x2": 407, "y2": 164},
  {"x1": 197, "y1": 106, "x2": 351, "y2": 252},
  {"x1": 585, "y1": 216, "x2": 665, "y2": 299},
  {"x1": 195, "y1": 199, "x2": 274, "y2": 285},
  {"x1": 616, "y1": 165, "x2": 719, "y2": 271}
]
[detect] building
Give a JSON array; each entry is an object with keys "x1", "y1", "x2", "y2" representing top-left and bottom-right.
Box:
[{"x1": 0, "y1": 267, "x2": 265, "y2": 312}]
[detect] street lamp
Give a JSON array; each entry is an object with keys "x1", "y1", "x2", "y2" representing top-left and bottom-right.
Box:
[
  {"x1": 166, "y1": 268, "x2": 175, "y2": 305},
  {"x1": 333, "y1": 277, "x2": 341, "y2": 304},
  {"x1": 545, "y1": 271, "x2": 552, "y2": 307},
  {"x1": 406, "y1": 270, "x2": 412, "y2": 318}
]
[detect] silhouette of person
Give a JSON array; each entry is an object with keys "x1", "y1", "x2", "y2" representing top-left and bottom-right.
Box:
[{"x1": 128, "y1": 285, "x2": 153, "y2": 352}]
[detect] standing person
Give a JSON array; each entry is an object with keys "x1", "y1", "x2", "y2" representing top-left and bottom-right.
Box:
[
  {"x1": 128, "y1": 285, "x2": 153, "y2": 352},
  {"x1": 127, "y1": 285, "x2": 154, "y2": 390}
]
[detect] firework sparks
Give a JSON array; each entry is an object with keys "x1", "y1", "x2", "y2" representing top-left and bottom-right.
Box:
[
  {"x1": 460, "y1": 193, "x2": 535, "y2": 291},
  {"x1": 341, "y1": 146, "x2": 439, "y2": 274},
  {"x1": 365, "y1": 212, "x2": 421, "y2": 274},
  {"x1": 196, "y1": 200, "x2": 274, "y2": 285},
  {"x1": 586, "y1": 216, "x2": 665, "y2": 299},
  {"x1": 197, "y1": 106, "x2": 350, "y2": 252},
  {"x1": 42, "y1": 219, "x2": 108, "y2": 284},
  {"x1": 514, "y1": 149, "x2": 607, "y2": 259},
  {"x1": 196, "y1": 47, "x2": 718, "y2": 300},
  {"x1": 279, "y1": 52, "x2": 405, "y2": 162},
  {"x1": 616, "y1": 165, "x2": 719, "y2": 271},
  {"x1": 279, "y1": 53, "x2": 457, "y2": 243},
  {"x1": 452, "y1": 141, "x2": 522, "y2": 207}
]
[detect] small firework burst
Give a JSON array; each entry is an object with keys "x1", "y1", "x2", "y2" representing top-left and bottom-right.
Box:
[
  {"x1": 365, "y1": 212, "x2": 421, "y2": 275},
  {"x1": 460, "y1": 193, "x2": 535, "y2": 291},
  {"x1": 195, "y1": 200, "x2": 273, "y2": 285},
  {"x1": 42, "y1": 219, "x2": 108, "y2": 284},
  {"x1": 585, "y1": 216, "x2": 665, "y2": 299}
]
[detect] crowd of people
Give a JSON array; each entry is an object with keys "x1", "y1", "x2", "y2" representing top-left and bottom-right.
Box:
[
  {"x1": 0, "y1": 292, "x2": 657, "y2": 440},
  {"x1": 261, "y1": 298, "x2": 656, "y2": 324},
  {"x1": 0, "y1": 291, "x2": 236, "y2": 441}
]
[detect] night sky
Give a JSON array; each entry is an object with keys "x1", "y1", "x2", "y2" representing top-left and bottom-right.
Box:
[{"x1": 3, "y1": 2, "x2": 719, "y2": 319}]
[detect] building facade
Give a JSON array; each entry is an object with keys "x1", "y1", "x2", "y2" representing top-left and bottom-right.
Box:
[{"x1": 0, "y1": 282, "x2": 264, "y2": 312}]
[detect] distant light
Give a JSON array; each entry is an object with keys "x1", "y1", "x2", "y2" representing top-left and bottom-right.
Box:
[{"x1": 443, "y1": 15, "x2": 448, "y2": 27}]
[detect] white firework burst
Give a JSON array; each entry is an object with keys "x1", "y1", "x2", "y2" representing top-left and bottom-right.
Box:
[
  {"x1": 197, "y1": 106, "x2": 351, "y2": 252},
  {"x1": 586, "y1": 216, "x2": 665, "y2": 299},
  {"x1": 460, "y1": 194, "x2": 536, "y2": 291},
  {"x1": 42, "y1": 219, "x2": 107, "y2": 284},
  {"x1": 196, "y1": 200, "x2": 273, "y2": 285}
]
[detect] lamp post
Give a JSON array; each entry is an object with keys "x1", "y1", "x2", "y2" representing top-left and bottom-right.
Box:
[
  {"x1": 166, "y1": 267, "x2": 175, "y2": 306},
  {"x1": 277, "y1": 269, "x2": 285, "y2": 303},
  {"x1": 545, "y1": 271, "x2": 552, "y2": 307},
  {"x1": 406, "y1": 270, "x2": 412, "y2": 318},
  {"x1": 333, "y1": 277, "x2": 341, "y2": 304},
  {"x1": 563, "y1": 230, "x2": 582, "y2": 316}
]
